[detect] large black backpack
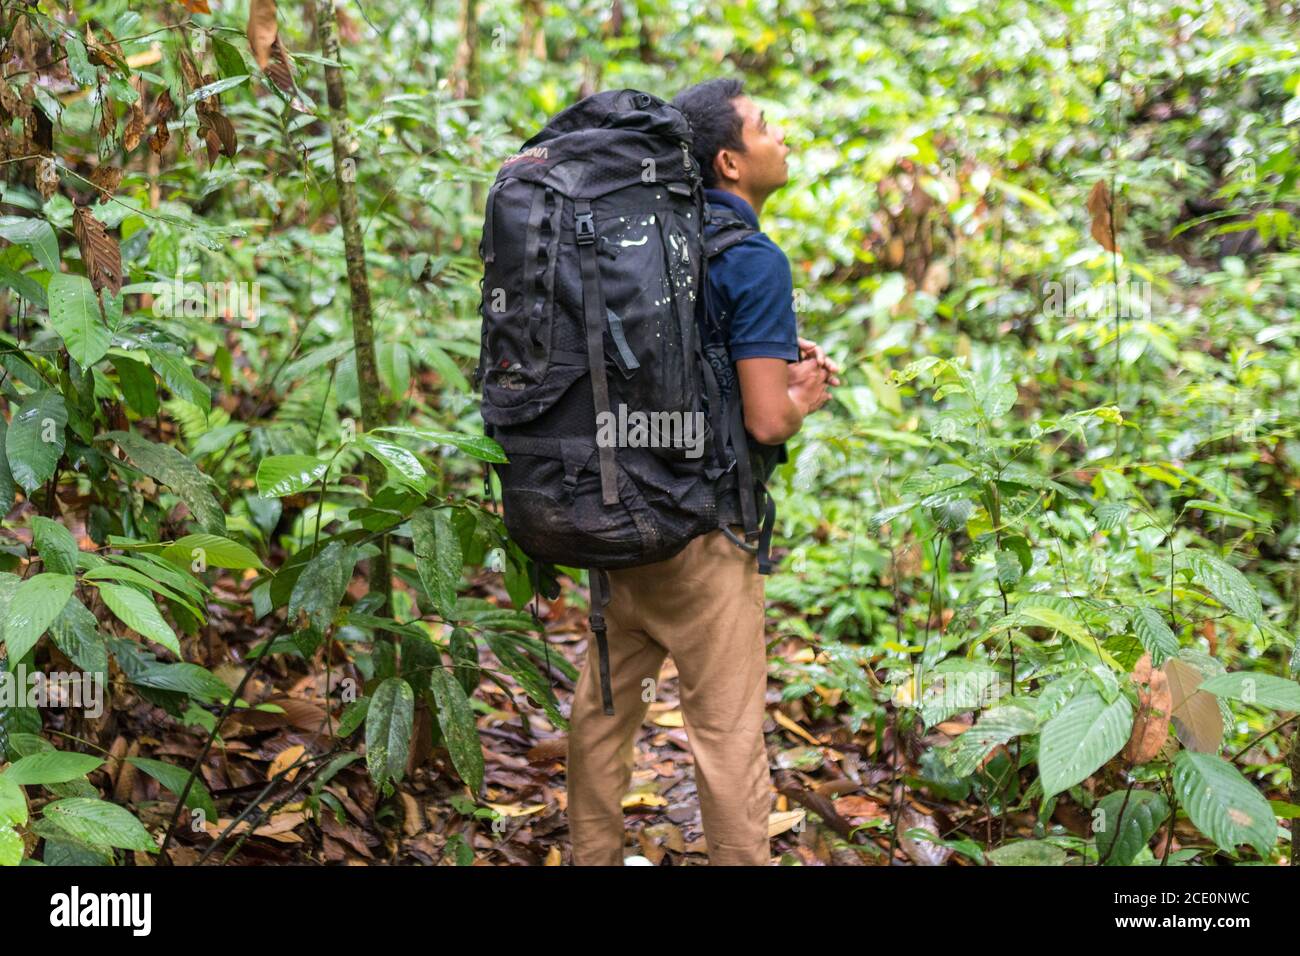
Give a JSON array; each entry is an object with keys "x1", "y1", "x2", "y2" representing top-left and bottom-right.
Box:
[{"x1": 474, "y1": 89, "x2": 775, "y2": 713}]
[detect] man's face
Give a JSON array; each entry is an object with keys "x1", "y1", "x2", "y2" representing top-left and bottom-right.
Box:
[{"x1": 717, "y1": 95, "x2": 789, "y2": 196}]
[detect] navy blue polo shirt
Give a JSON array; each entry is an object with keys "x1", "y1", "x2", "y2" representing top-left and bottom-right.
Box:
[{"x1": 702, "y1": 189, "x2": 800, "y2": 385}]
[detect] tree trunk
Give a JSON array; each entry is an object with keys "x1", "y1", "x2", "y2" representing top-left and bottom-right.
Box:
[{"x1": 314, "y1": 0, "x2": 392, "y2": 621}]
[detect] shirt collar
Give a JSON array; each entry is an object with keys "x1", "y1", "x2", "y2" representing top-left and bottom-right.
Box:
[{"x1": 704, "y1": 188, "x2": 760, "y2": 229}]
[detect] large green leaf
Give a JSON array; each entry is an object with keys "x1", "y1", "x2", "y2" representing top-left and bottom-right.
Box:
[
  {"x1": 1173, "y1": 751, "x2": 1276, "y2": 858},
  {"x1": 1130, "y1": 607, "x2": 1179, "y2": 666},
  {"x1": 42, "y1": 797, "x2": 157, "y2": 852},
  {"x1": 942, "y1": 702, "x2": 1039, "y2": 777},
  {"x1": 1199, "y1": 672, "x2": 1300, "y2": 712},
  {"x1": 2, "y1": 574, "x2": 75, "y2": 665},
  {"x1": 48, "y1": 597, "x2": 109, "y2": 675},
  {"x1": 1038, "y1": 686, "x2": 1132, "y2": 797},
  {"x1": 0, "y1": 751, "x2": 103, "y2": 786},
  {"x1": 986, "y1": 840, "x2": 1067, "y2": 866},
  {"x1": 100, "y1": 430, "x2": 225, "y2": 534},
  {"x1": 144, "y1": 348, "x2": 210, "y2": 410},
  {"x1": 30, "y1": 516, "x2": 79, "y2": 576},
  {"x1": 410, "y1": 507, "x2": 462, "y2": 619},
  {"x1": 1183, "y1": 550, "x2": 1263, "y2": 627},
  {"x1": 5, "y1": 391, "x2": 68, "y2": 493},
  {"x1": 95, "y1": 582, "x2": 181, "y2": 657},
  {"x1": 371, "y1": 426, "x2": 507, "y2": 463},
  {"x1": 0, "y1": 216, "x2": 59, "y2": 271},
  {"x1": 288, "y1": 541, "x2": 357, "y2": 633},
  {"x1": 357, "y1": 435, "x2": 430, "y2": 490},
  {"x1": 110, "y1": 354, "x2": 160, "y2": 417},
  {"x1": 256, "y1": 454, "x2": 329, "y2": 498},
  {"x1": 1095, "y1": 789, "x2": 1169, "y2": 865},
  {"x1": 0, "y1": 824, "x2": 21, "y2": 866},
  {"x1": 160, "y1": 533, "x2": 263, "y2": 571},
  {"x1": 47, "y1": 273, "x2": 111, "y2": 368},
  {"x1": 365, "y1": 677, "x2": 414, "y2": 788},
  {"x1": 0, "y1": 418, "x2": 15, "y2": 515},
  {"x1": 428, "y1": 667, "x2": 484, "y2": 793}
]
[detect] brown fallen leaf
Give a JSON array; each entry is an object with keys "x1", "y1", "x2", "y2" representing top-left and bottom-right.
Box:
[
  {"x1": 768, "y1": 809, "x2": 806, "y2": 837},
  {"x1": 774, "y1": 708, "x2": 822, "y2": 745},
  {"x1": 72, "y1": 205, "x2": 123, "y2": 296},
  {"x1": 181, "y1": 0, "x2": 212, "y2": 12},
  {"x1": 1124, "y1": 652, "x2": 1172, "y2": 764},
  {"x1": 1087, "y1": 180, "x2": 1123, "y2": 252},
  {"x1": 1163, "y1": 657, "x2": 1224, "y2": 754},
  {"x1": 247, "y1": 0, "x2": 279, "y2": 69},
  {"x1": 897, "y1": 806, "x2": 951, "y2": 866},
  {"x1": 268, "y1": 744, "x2": 306, "y2": 782}
]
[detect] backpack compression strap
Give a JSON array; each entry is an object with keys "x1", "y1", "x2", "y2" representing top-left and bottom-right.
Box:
[
  {"x1": 574, "y1": 200, "x2": 619, "y2": 506},
  {"x1": 587, "y1": 567, "x2": 615, "y2": 715}
]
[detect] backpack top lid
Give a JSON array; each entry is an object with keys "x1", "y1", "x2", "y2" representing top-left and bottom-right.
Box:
[{"x1": 522, "y1": 89, "x2": 693, "y2": 149}]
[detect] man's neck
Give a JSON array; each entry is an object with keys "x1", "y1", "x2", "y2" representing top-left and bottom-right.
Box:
[{"x1": 715, "y1": 184, "x2": 766, "y2": 218}]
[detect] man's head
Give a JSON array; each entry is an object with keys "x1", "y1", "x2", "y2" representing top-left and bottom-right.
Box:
[{"x1": 672, "y1": 78, "x2": 789, "y2": 211}]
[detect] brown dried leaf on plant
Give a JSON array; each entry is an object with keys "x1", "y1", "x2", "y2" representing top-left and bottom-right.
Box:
[
  {"x1": 73, "y1": 205, "x2": 123, "y2": 296},
  {"x1": 1123, "y1": 652, "x2": 1172, "y2": 764}
]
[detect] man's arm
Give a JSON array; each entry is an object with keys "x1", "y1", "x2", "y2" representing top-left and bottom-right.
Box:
[{"x1": 735, "y1": 355, "x2": 832, "y2": 445}]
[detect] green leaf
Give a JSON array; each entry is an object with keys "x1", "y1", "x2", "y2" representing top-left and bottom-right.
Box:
[
  {"x1": 6, "y1": 391, "x2": 68, "y2": 493},
  {"x1": 428, "y1": 667, "x2": 484, "y2": 792},
  {"x1": 0, "y1": 750, "x2": 103, "y2": 786},
  {"x1": 0, "y1": 216, "x2": 59, "y2": 271},
  {"x1": 2, "y1": 574, "x2": 75, "y2": 665},
  {"x1": 994, "y1": 549, "x2": 1022, "y2": 589},
  {"x1": 42, "y1": 797, "x2": 157, "y2": 852},
  {"x1": 1183, "y1": 499, "x2": 1258, "y2": 526},
  {"x1": 1173, "y1": 751, "x2": 1277, "y2": 858},
  {"x1": 365, "y1": 677, "x2": 413, "y2": 788},
  {"x1": 144, "y1": 349, "x2": 210, "y2": 411},
  {"x1": 371, "y1": 426, "x2": 507, "y2": 463},
  {"x1": 288, "y1": 541, "x2": 357, "y2": 633},
  {"x1": 1183, "y1": 551, "x2": 1263, "y2": 627},
  {"x1": 0, "y1": 418, "x2": 15, "y2": 515},
  {"x1": 47, "y1": 273, "x2": 110, "y2": 368},
  {"x1": 95, "y1": 582, "x2": 181, "y2": 657},
  {"x1": 110, "y1": 354, "x2": 159, "y2": 417},
  {"x1": 1015, "y1": 605, "x2": 1121, "y2": 670},
  {"x1": 357, "y1": 435, "x2": 429, "y2": 490},
  {"x1": 161, "y1": 533, "x2": 263, "y2": 571},
  {"x1": 99, "y1": 430, "x2": 225, "y2": 534},
  {"x1": 0, "y1": 776, "x2": 26, "y2": 825},
  {"x1": 212, "y1": 37, "x2": 249, "y2": 79},
  {"x1": 942, "y1": 703, "x2": 1038, "y2": 777},
  {"x1": 410, "y1": 507, "x2": 461, "y2": 619},
  {"x1": 900, "y1": 464, "x2": 972, "y2": 496},
  {"x1": 0, "y1": 824, "x2": 21, "y2": 866},
  {"x1": 336, "y1": 696, "x2": 369, "y2": 738},
  {"x1": 1130, "y1": 607, "x2": 1180, "y2": 666},
  {"x1": 48, "y1": 597, "x2": 108, "y2": 675},
  {"x1": 986, "y1": 839, "x2": 1068, "y2": 866},
  {"x1": 125, "y1": 756, "x2": 217, "y2": 824},
  {"x1": 1095, "y1": 789, "x2": 1169, "y2": 865},
  {"x1": 256, "y1": 454, "x2": 329, "y2": 498},
  {"x1": 1038, "y1": 686, "x2": 1132, "y2": 797},
  {"x1": 1199, "y1": 672, "x2": 1300, "y2": 712},
  {"x1": 449, "y1": 627, "x2": 480, "y2": 696},
  {"x1": 30, "y1": 516, "x2": 79, "y2": 576}
]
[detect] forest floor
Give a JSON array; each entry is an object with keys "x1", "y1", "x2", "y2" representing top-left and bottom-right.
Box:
[{"x1": 87, "y1": 564, "x2": 1255, "y2": 866}]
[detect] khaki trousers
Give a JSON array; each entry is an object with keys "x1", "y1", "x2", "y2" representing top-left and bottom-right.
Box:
[{"x1": 566, "y1": 529, "x2": 772, "y2": 865}]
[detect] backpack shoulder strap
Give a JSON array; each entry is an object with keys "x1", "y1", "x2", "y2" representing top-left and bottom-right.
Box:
[{"x1": 703, "y1": 203, "x2": 758, "y2": 259}]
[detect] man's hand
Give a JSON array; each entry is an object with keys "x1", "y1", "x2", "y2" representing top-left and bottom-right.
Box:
[
  {"x1": 798, "y1": 337, "x2": 841, "y2": 386},
  {"x1": 787, "y1": 355, "x2": 832, "y2": 416}
]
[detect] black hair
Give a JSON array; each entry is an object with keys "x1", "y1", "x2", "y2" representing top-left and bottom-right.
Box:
[{"x1": 672, "y1": 78, "x2": 746, "y2": 189}]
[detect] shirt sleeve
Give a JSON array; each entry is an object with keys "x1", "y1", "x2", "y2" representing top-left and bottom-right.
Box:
[{"x1": 715, "y1": 236, "x2": 801, "y2": 362}]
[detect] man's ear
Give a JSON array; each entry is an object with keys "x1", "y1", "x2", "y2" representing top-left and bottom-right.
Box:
[{"x1": 714, "y1": 147, "x2": 741, "y2": 185}]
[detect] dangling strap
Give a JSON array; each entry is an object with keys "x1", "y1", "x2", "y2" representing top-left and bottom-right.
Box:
[
  {"x1": 727, "y1": 383, "x2": 759, "y2": 538},
  {"x1": 575, "y1": 200, "x2": 619, "y2": 506},
  {"x1": 587, "y1": 567, "x2": 615, "y2": 715}
]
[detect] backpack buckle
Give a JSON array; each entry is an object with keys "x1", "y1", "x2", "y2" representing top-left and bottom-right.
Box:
[{"x1": 575, "y1": 211, "x2": 595, "y2": 245}]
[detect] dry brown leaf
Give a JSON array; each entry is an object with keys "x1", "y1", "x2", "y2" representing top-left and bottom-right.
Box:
[
  {"x1": 1124, "y1": 652, "x2": 1173, "y2": 764},
  {"x1": 35, "y1": 156, "x2": 58, "y2": 199},
  {"x1": 89, "y1": 165, "x2": 123, "y2": 203},
  {"x1": 897, "y1": 806, "x2": 951, "y2": 866},
  {"x1": 267, "y1": 744, "x2": 306, "y2": 782},
  {"x1": 199, "y1": 109, "x2": 237, "y2": 157},
  {"x1": 180, "y1": 0, "x2": 212, "y2": 12},
  {"x1": 651, "y1": 709, "x2": 683, "y2": 728},
  {"x1": 149, "y1": 123, "x2": 171, "y2": 155},
  {"x1": 155, "y1": 89, "x2": 174, "y2": 122},
  {"x1": 767, "y1": 809, "x2": 806, "y2": 837},
  {"x1": 774, "y1": 708, "x2": 822, "y2": 745},
  {"x1": 1163, "y1": 657, "x2": 1224, "y2": 754},
  {"x1": 1086, "y1": 180, "x2": 1123, "y2": 252},
  {"x1": 247, "y1": 0, "x2": 279, "y2": 69},
  {"x1": 72, "y1": 206, "x2": 123, "y2": 296},
  {"x1": 544, "y1": 845, "x2": 563, "y2": 865},
  {"x1": 266, "y1": 37, "x2": 296, "y2": 95},
  {"x1": 97, "y1": 89, "x2": 115, "y2": 139},
  {"x1": 123, "y1": 101, "x2": 146, "y2": 152}
]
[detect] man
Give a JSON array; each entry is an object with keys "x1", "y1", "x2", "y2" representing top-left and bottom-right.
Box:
[{"x1": 565, "y1": 78, "x2": 838, "y2": 866}]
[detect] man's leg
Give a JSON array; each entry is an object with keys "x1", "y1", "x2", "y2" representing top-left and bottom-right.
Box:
[
  {"x1": 566, "y1": 577, "x2": 667, "y2": 866},
  {"x1": 640, "y1": 530, "x2": 772, "y2": 865}
]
